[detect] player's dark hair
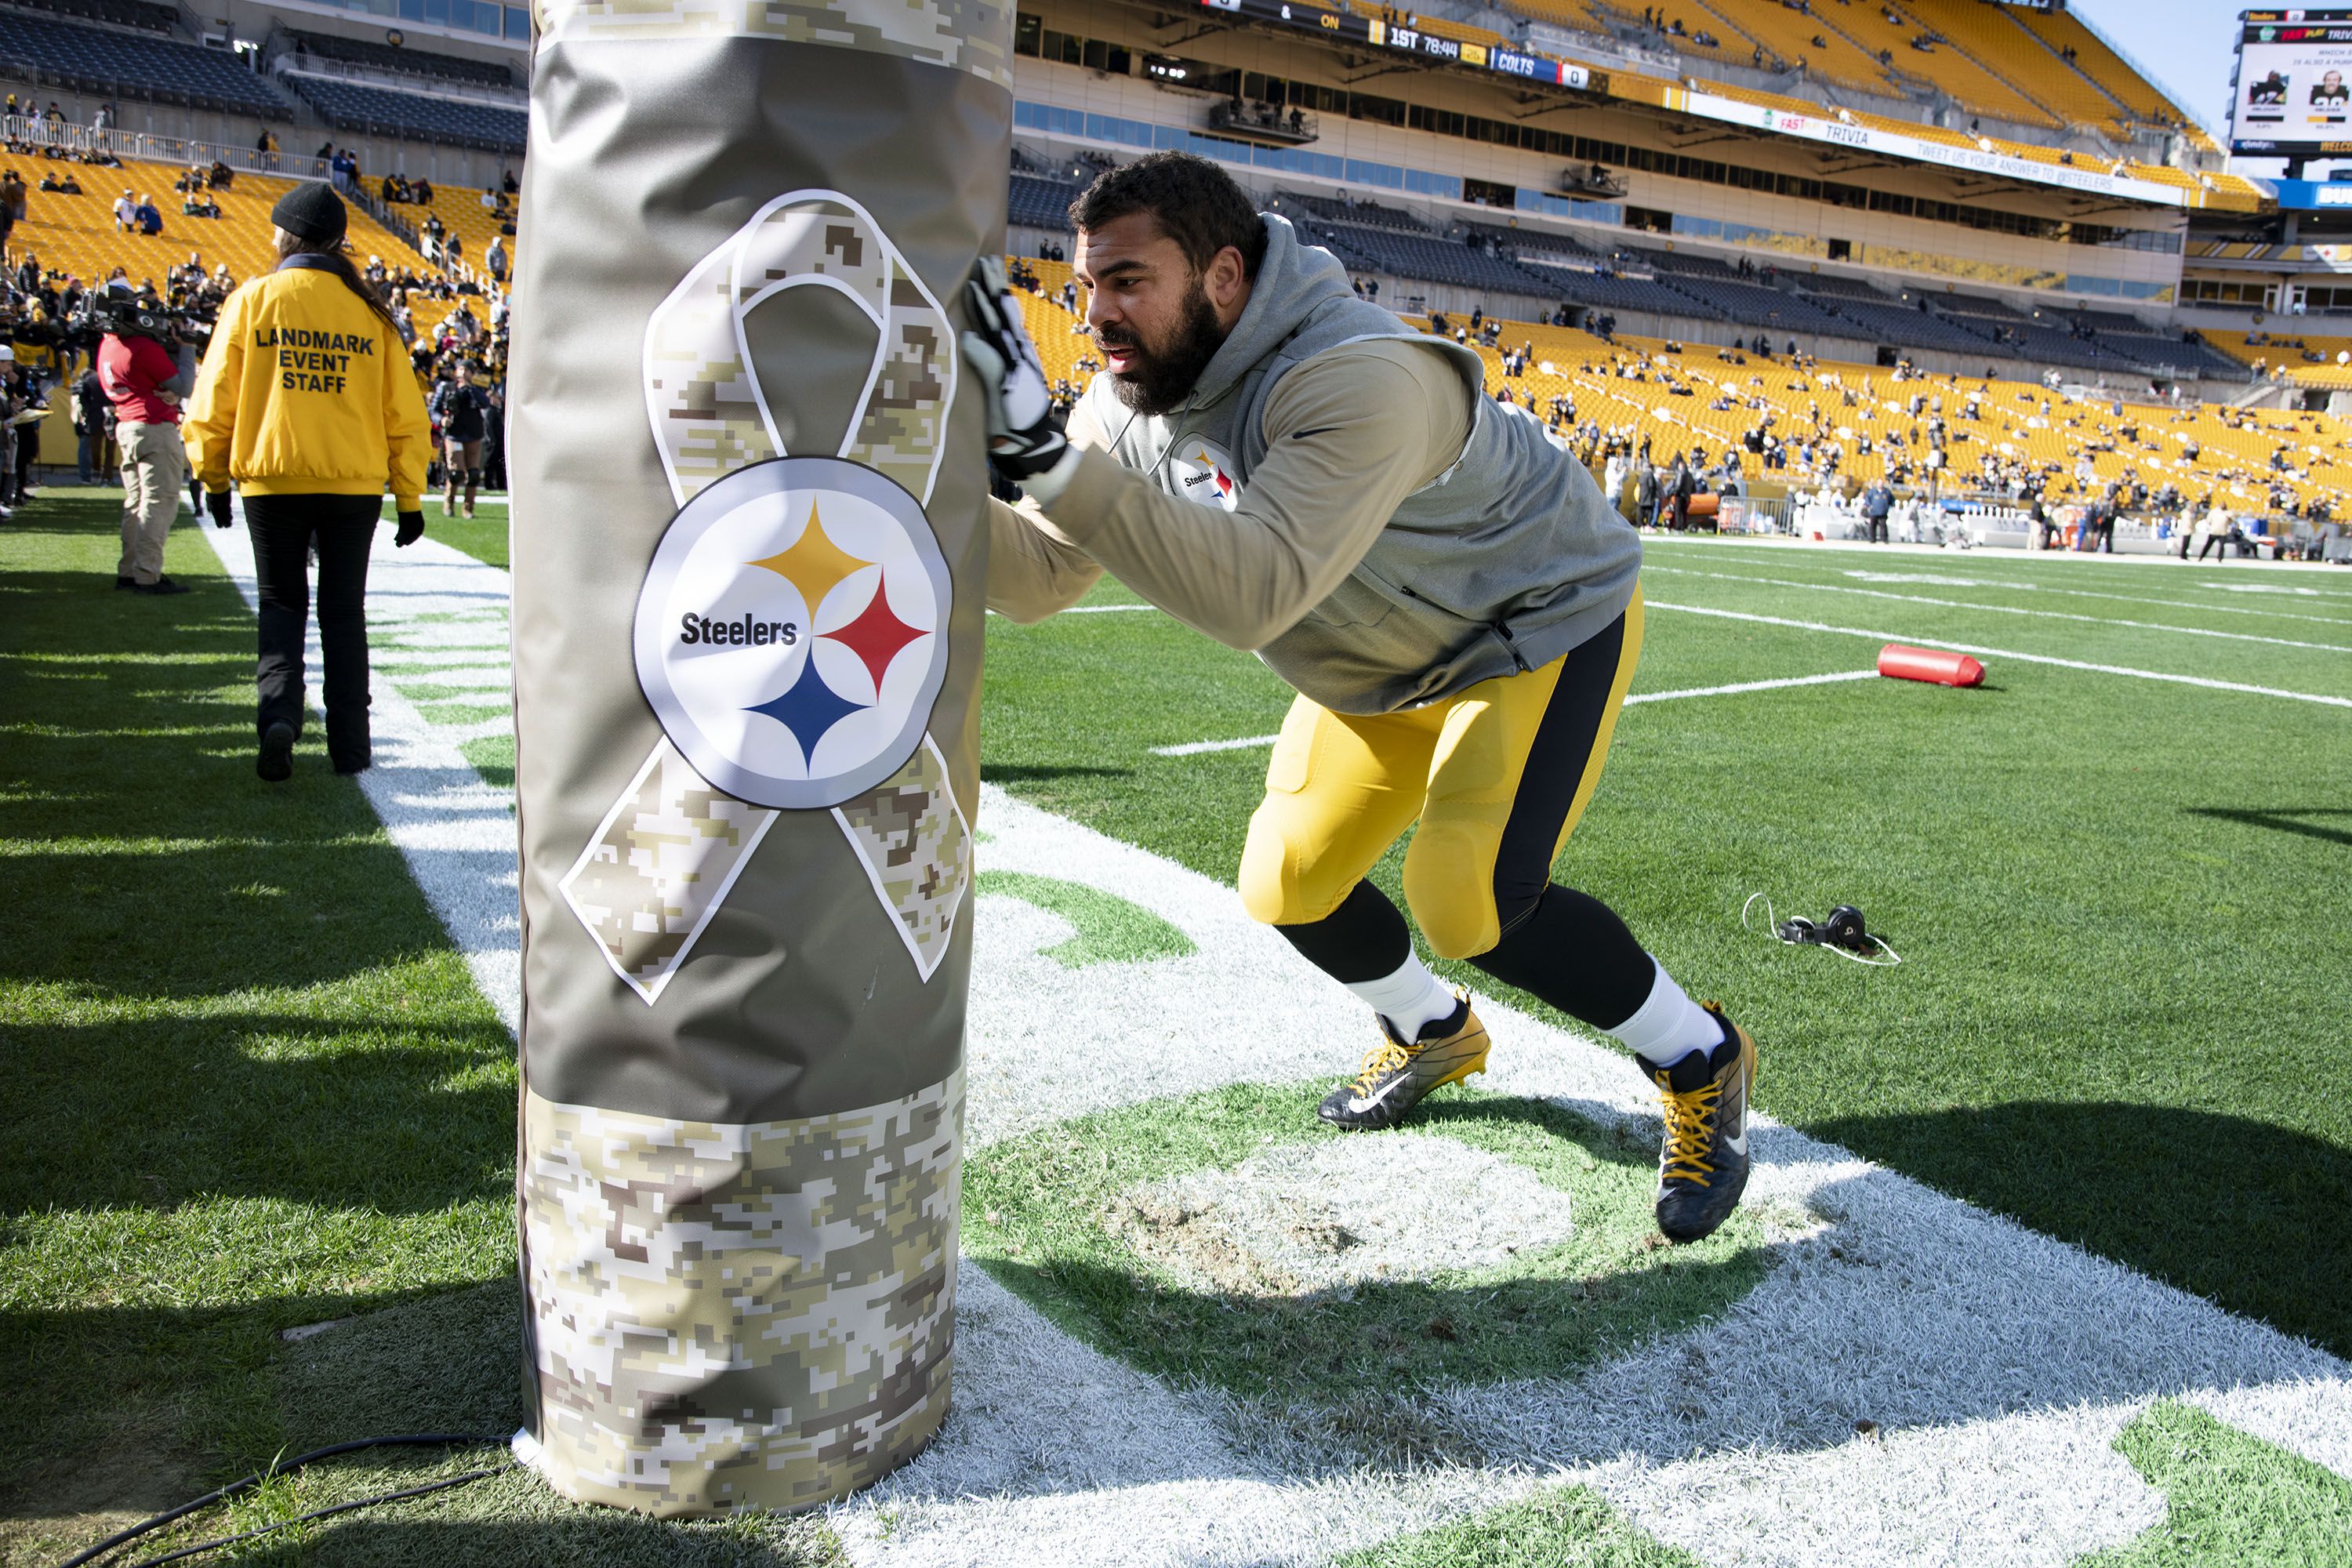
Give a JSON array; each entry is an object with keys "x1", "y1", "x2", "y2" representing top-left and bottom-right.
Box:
[
  {"x1": 274, "y1": 227, "x2": 397, "y2": 331},
  {"x1": 1069, "y1": 152, "x2": 1266, "y2": 281}
]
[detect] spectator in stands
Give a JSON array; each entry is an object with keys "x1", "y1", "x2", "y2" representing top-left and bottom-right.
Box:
[
  {"x1": 91, "y1": 105, "x2": 109, "y2": 133},
  {"x1": 183, "y1": 183, "x2": 430, "y2": 780},
  {"x1": 209, "y1": 160, "x2": 231, "y2": 191},
  {"x1": 135, "y1": 194, "x2": 162, "y2": 237},
  {"x1": 485, "y1": 236, "x2": 508, "y2": 286},
  {"x1": 413, "y1": 177, "x2": 434, "y2": 206},
  {"x1": 112, "y1": 188, "x2": 136, "y2": 231},
  {"x1": 44, "y1": 105, "x2": 61, "y2": 124},
  {"x1": 1634, "y1": 458, "x2": 1660, "y2": 528}
]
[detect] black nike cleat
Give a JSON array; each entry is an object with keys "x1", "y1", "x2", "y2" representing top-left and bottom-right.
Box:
[
  {"x1": 1318, "y1": 994, "x2": 1490, "y2": 1131},
  {"x1": 1640, "y1": 1002, "x2": 1759, "y2": 1243}
]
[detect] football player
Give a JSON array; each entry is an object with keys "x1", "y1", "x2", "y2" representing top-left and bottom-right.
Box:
[{"x1": 965, "y1": 154, "x2": 1756, "y2": 1243}]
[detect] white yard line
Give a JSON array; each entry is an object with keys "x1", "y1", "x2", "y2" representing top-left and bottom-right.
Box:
[
  {"x1": 1645, "y1": 601, "x2": 2352, "y2": 710},
  {"x1": 992, "y1": 602, "x2": 1159, "y2": 616},
  {"x1": 1152, "y1": 733, "x2": 1281, "y2": 756},
  {"x1": 1642, "y1": 565, "x2": 2352, "y2": 652},
  {"x1": 1149, "y1": 670, "x2": 1886, "y2": 756}
]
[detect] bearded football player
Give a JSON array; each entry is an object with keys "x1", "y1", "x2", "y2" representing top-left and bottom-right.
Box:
[{"x1": 965, "y1": 152, "x2": 1756, "y2": 1243}]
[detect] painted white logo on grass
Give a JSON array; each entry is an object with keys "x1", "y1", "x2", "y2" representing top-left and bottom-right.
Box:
[{"x1": 633, "y1": 455, "x2": 950, "y2": 811}]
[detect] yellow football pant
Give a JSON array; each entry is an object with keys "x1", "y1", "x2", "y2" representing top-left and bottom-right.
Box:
[{"x1": 1239, "y1": 586, "x2": 1644, "y2": 959}]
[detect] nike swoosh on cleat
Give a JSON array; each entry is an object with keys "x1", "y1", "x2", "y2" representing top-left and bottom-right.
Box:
[
  {"x1": 1346, "y1": 1076, "x2": 1413, "y2": 1115},
  {"x1": 1723, "y1": 1126, "x2": 1748, "y2": 1156}
]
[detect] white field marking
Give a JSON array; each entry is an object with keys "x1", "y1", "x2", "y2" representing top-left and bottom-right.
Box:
[
  {"x1": 1149, "y1": 670, "x2": 1886, "y2": 757},
  {"x1": 990, "y1": 602, "x2": 1160, "y2": 616},
  {"x1": 815, "y1": 783, "x2": 2352, "y2": 1568},
  {"x1": 201, "y1": 517, "x2": 522, "y2": 1034},
  {"x1": 1151, "y1": 733, "x2": 1280, "y2": 756},
  {"x1": 1645, "y1": 601, "x2": 2352, "y2": 710},
  {"x1": 1642, "y1": 534, "x2": 2352, "y2": 619},
  {"x1": 223, "y1": 543, "x2": 2352, "y2": 1565},
  {"x1": 1643, "y1": 564, "x2": 2352, "y2": 654},
  {"x1": 1834, "y1": 568, "x2": 2352, "y2": 627}
]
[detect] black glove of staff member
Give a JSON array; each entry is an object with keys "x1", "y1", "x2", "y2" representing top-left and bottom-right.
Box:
[
  {"x1": 395, "y1": 509, "x2": 424, "y2": 548},
  {"x1": 206, "y1": 488, "x2": 232, "y2": 529}
]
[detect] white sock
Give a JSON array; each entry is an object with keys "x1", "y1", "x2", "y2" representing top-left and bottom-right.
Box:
[
  {"x1": 1345, "y1": 952, "x2": 1458, "y2": 1040},
  {"x1": 1609, "y1": 960, "x2": 1725, "y2": 1070}
]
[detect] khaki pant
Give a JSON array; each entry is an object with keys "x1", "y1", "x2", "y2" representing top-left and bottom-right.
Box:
[{"x1": 116, "y1": 419, "x2": 186, "y2": 585}]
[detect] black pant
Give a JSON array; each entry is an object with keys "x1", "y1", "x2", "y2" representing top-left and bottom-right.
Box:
[
  {"x1": 247, "y1": 493, "x2": 379, "y2": 766},
  {"x1": 1865, "y1": 514, "x2": 1889, "y2": 543}
]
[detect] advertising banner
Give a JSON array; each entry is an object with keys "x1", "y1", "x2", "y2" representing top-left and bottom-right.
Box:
[{"x1": 2234, "y1": 10, "x2": 2352, "y2": 155}]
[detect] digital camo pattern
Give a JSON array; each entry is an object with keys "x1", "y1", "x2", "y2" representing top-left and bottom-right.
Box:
[
  {"x1": 833, "y1": 734, "x2": 970, "y2": 981},
  {"x1": 521, "y1": 1071, "x2": 963, "y2": 1515},
  {"x1": 558, "y1": 739, "x2": 780, "y2": 1003},
  {"x1": 643, "y1": 191, "x2": 956, "y2": 506},
  {"x1": 536, "y1": 0, "x2": 1012, "y2": 89},
  {"x1": 577, "y1": 190, "x2": 960, "y2": 1004}
]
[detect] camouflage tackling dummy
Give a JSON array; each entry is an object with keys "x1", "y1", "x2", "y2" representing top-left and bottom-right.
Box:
[{"x1": 508, "y1": 0, "x2": 1010, "y2": 1515}]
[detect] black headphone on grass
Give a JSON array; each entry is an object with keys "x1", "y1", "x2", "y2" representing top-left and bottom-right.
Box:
[{"x1": 1776, "y1": 904, "x2": 1872, "y2": 953}]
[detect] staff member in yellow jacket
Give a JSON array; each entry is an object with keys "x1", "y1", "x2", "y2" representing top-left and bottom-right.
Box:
[{"x1": 183, "y1": 183, "x2": 430, "y2": 782}]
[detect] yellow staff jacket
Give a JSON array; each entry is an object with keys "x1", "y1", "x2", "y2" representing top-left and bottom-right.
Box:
[{"x1": 183, "y1": 257, "x2": 430, "y2": 510}]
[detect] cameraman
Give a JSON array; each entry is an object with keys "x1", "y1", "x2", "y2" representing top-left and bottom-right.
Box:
[
  {"x1": 96, "y1": 289, "x2": 196, "y2": 594},
  {"x1": 183, "y1": 184, "x2": 428, "y2": 782}
]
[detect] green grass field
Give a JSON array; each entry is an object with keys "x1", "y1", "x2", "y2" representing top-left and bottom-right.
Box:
[{"x1": 4, "y1": 494, "x2": 2350, "y2": 1563}]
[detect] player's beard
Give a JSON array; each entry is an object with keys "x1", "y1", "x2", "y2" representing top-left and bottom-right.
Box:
[{"x1": 1101, "y1": 275, "x2": 1226, "y2": 419}]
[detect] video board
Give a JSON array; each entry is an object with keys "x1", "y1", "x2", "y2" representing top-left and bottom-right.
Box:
[{"x1": 2234, "y1": 9, "x2": 2352, "y2": 156}]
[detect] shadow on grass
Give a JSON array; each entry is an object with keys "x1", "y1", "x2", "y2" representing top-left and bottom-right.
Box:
[
  {"x1": 1807, "y1": 1101, "x2": 2352, "y2": 1357},
  {"x1": 2184, "y1": 805, "x2": 2352, "y2": 849},
  {"x1": 0, "y1": 1009, "x2": 515, "y2": 1216}
]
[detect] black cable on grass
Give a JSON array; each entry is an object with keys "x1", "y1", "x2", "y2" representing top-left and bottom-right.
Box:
[
  {"x1": 120, "y1": 1465, "x2": 510, "y2": 1567},
  {"x1": 56, "y1": 1435, "x2": 506, "y2": 1568}
]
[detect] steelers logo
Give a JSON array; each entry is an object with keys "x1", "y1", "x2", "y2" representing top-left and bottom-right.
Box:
[
  {"x1": 633, "y1": 456, "x2": 951, "y2": 809},
  {"x1": 1165, "y1": 437, "x2": 1240, "y2": 512}
]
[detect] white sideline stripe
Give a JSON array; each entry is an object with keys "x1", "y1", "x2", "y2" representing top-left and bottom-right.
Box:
[
  {"x1": 1151, "y1": 733, "x2": 1279, "y2": 756},
  {"x1": 1644, "y1": 564, "x2": 2352, "y2": 652},
  {"x1": 990, "y1": 603, "x2": 1158, "y2": 616},
  {"x1": 1645, "y1": 600, "x2": 2352, "y2": 709},
  {"x1": 1624, "y1": 667, "x2": 1882, "y2": 703},
  {"x1": 1147, "y1": 670, "x2": 1886, "y2": 755}
]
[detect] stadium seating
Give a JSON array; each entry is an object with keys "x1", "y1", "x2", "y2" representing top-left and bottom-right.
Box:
[
  {"x1": 1657, "y1": 274, "x2": 1849, "y2": 335},
  {"x1": 285, "y1": 76, "x2": 525, "y2": 154},
  {"x1": 278, "y1": 31, "x2": 515, "y2": 90},
  {"x1": 0, "y1": 9, "x2": 291, "y2": 117},
  {"x1": 1305, "y1": 219, "x2": 1566, "y2": 297},
  {"x1": 10, "y1": 0, "x2": 176, "y2": 34},
  {"x1": 2201, "y1": 330, "x2": 2352, "y2": 388},
  {"x1": 1508, "y1": 255, "x2": 1712, "y2": 318},
  {"x1": 1999, "y1": 2, "x2": 2212, "y2": 147},
  {"x1": 1008, "y1": 172, "x2": 1079, "y2": 232},
  {"x1": 8, "y1": 157, "x2": 428, "y2": 289},
  {"x1": 1277, "y1": 191, "x2": 1430, "y2": 233},
  {"x1": 386, "y1": 181, "x2": 516, "y2": 275},
  {"x1": 1453, "y1": 220, "x2": 1598, "y2": 260}
]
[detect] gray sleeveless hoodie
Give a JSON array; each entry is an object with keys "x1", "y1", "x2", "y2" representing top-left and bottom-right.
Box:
[{"x1": 1080, "y1": 213, "x2": 1640, "y2": 715}]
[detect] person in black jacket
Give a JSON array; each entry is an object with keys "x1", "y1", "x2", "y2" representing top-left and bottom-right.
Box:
[
  {"x1": 74, "y1": 361, "x2": 107, "y2": 484},
  {"x1": 427, "y1": 360, "x2": 489, "y2": 519}
]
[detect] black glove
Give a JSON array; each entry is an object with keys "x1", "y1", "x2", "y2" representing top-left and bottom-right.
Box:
[
  {"x1": 395, "y1": 509, "x2": 424, "y2": 548},
  {"x1": 960, "y1": 256, "x2": 1069, "y2": 486},
  {"x1": 205, "y1": 488, "x2": 232, "y2": 528}
]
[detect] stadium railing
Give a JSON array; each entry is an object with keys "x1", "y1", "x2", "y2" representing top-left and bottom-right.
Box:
[{"x1": 0, "y1": 110, "x2": 328, "y2": 180}]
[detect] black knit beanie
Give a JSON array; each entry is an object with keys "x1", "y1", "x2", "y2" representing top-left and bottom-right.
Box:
[{"x1": 271, "y1": 182, "x2": 347, "y2": 247}]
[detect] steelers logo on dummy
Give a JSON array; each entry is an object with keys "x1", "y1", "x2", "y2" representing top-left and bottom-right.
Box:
[
  {"x1": 633, "y1": 455, "x2": 952, "y2": 810},
  {"x1": 1165, "y1": 437, "x2": 1240, "y2": 512}
]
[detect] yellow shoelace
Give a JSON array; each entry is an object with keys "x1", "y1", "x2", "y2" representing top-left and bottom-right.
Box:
[
  {"x1": 1352, "y1": 1036, "x2": 1414, "y2": 1098},
  {"x1": 1657, "y1": 1075, "x2": 1721, "y2": 1187}
]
